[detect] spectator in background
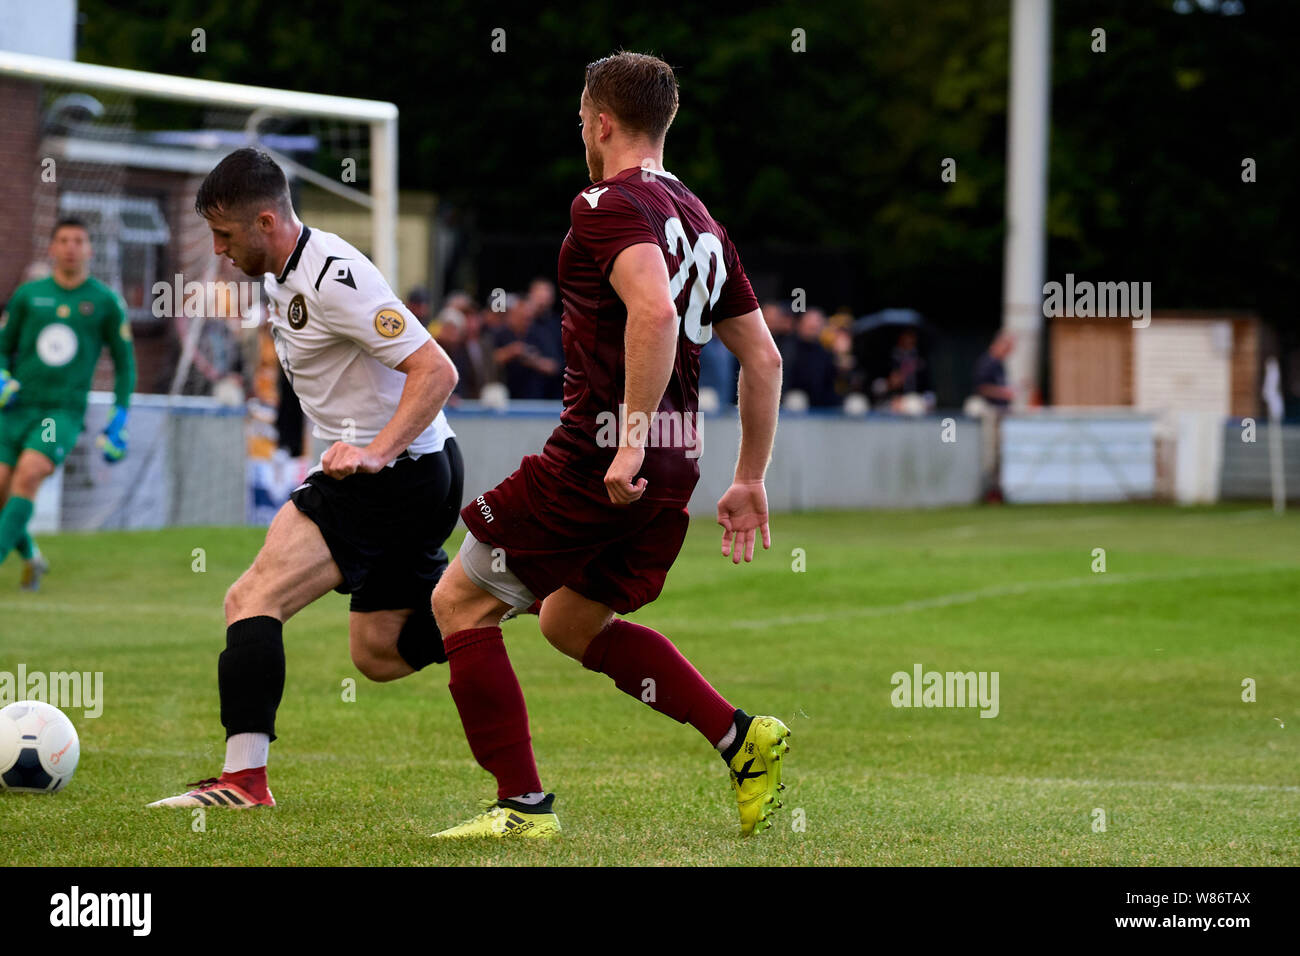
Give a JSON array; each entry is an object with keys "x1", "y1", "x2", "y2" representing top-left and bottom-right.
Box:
[
  {"x1": 831, "y1": 325, "x2": 865, "y2": 399},
  {"x1": 479, "y1": 292, "x2": 505, "y2": 339},
  {"x1": 492, "y1": 293, "x2": 562, "y2": 399},
  {"x1": 424, "y1": 291, "x2": 480, "y2": 399},
  {"x1": 786, "y1": 308, "x2": 839, "y2": 407},
  {"x1": 526, "y1": 277, "x2": 559, "y2": 324},
  {"x1": 698, "y1": 331, "x2": 736, "y2": 405},
  {"x1": 435, "y1": 290, "x2": 475, "y2": 330},
  {"x1": 444, "y1": 290, "x2": 474, "y2": 317},
  {"x1": 762, "y1": 301, "x2": 797, "y2": 402},
  {"x1": 433, "y1": 306, "x2": 468, "y2": 403},
  {"x1": 459, "y1": 305, "x2": 490, "y2": 399},
  {"x1": 476, "y1": 294, "x2": 507, "y2": 386},
  {"x1": 973, "y1": 331, "x2": 1015, "y2": 408},
  {"x1": 526, "y1": 278, "x2": 564, "y2": 399},
  {"x1": 877, "y1": 328, "x2": 935, "y2": 413},
  {"x1": 888, "y1": 329, "x2": 925, "y2": 394},
  {"x1": 435, "y1": 292, "x2": 488, "y2": 399},
  {"x1": 406, "y1": 286, "x2": 431, "y2": 327},
  {"x1": 971, "y1": 331, "x2": 1016, "y2": 502}
]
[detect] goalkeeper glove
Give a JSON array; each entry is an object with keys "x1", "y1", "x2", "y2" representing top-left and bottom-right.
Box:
[
  {"x1": 97, "y1": 406, "x2": 129, "y2": 463},
  {"x1": 0, "y1": 369, "x2": 19, "y2": 409}
]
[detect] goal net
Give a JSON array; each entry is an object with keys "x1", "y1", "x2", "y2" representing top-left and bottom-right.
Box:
[{"x1": 0, "y1": 51, "x2": 398, "y2": 530}]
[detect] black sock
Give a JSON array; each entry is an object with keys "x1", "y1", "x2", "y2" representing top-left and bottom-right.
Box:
[
  {"x1": 219, "y1": 616, "x2": 285, "y2": 741},
  {"x1": 720, "y1": 708, "x2": 754, "y2": 764},
  {"x1": 499, "y1": 793, "x2": 555, "y2": 814},
  {"x1": 396, "y1": 606, "x2": 446, "y2": 669}
]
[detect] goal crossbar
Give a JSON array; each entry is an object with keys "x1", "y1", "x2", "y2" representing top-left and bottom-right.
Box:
[{"x1": 0, "y1": 50, "x2": 400, "y2": 281}]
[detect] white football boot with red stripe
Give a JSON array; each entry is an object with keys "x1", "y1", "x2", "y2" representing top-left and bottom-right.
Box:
[{"x1": 147, "y1": 773, "x2": 275, "y2": 809}]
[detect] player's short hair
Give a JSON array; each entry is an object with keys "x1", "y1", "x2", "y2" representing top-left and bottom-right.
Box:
[
  {"x1": 195, "y1": 147, "x2": 293, "y2": 221},
  {"x1": 51, "y1": 217, "x2": 88, "y2": 239},
  {"x1": 584, "y1": 51, "x2": 678, "y2": 142}
]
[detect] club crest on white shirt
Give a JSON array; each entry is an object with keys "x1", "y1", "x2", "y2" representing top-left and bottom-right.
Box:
[
  {"x1": 287, "y1": 294, "x2": 308, "y2": 330},
  {"x1": 374, "y1": 309, "x2": 405, "y2": 338}
]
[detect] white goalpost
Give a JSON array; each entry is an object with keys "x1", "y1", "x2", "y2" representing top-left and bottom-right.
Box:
[
  {"x1": 0, "y1": 49, "x2": 399, "y2": 282},
  {"x1": 0, "y1": 50, "x2": 400, "y2": 530}
]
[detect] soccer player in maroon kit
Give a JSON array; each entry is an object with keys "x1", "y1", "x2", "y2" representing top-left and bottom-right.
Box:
[{"x1": 431, "y1": 52, "x2": 789, "y2": 839}]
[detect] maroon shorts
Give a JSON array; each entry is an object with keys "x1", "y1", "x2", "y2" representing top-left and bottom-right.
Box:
[{"x1": 459, "y1": 454, "x2": 691, "y2": 615}]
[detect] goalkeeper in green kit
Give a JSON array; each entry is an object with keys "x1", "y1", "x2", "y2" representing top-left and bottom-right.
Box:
[{"x1": 0, "y1": 218, "x2": 136, "y2": 589}]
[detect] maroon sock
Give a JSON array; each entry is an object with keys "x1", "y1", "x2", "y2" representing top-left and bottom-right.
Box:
[
  {"x1": 220, "y1": 766, "x2": 268, "y2": 800},
  {"x1": 443, "y1": 626, "x2": 542, "y2": 799},
  {"x1": 581, "y1": 620, "x2": 735, "y2": 746}
]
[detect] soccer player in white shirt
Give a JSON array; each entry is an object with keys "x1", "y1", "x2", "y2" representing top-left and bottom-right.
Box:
[{"x1": 150, "y1": 148, "x2": 460, "y2": 809}]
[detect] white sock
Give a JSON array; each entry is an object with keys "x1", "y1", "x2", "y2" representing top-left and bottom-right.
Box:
[
  {"x1": 508, "y1": 791, "x2": 546, "y2": 805},
  {"x1": 715, "y1": 722, "x2": 738, "y2": 753},
  {"x1": 223, "y1": 732, "x2": 270, "y2": 774}
]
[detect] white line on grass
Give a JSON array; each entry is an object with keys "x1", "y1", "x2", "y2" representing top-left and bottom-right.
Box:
[
  {"x1": 4, "y1": 559, "x2": 1296, "y2": 632},
  {"x1": 890, "y1": 772, "x2": 1300, "y2": 795},
  {"x1": 657, "y1": 562, "x2": 1299, "y2": 630},
  {"x1": 938, "y1": 516, "x2": 1120, "y2": 538},
  {"x1": 924, "y1": 509, "x2": 1282, "y2": 539},
  {"x1": 0, "y1": 599, "x2": 218, "y2": 618}
]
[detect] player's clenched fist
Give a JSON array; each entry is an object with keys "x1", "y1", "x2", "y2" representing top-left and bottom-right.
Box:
[
  {"x1": 603, "y1": 444, "x2": 647, "y2": 506},
  {"x1": 321, "y1": 441, "x2": 384, "y2": 478}
]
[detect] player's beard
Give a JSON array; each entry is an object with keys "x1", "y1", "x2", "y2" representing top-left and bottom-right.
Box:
[
  {"x1": 586, "y1": 144, "x2": 604, "y2": 183},
  {"x1": 235, "y1": 241, "x2": 270, "y2": 277}
]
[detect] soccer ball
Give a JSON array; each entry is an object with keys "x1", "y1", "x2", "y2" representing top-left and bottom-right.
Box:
[{"x1": 0, "y1": 701, "x2": 80, "y2": 793}]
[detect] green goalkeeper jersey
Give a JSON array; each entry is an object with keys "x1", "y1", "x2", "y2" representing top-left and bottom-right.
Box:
[{"x1": 0, "y1": 275, "x2": 136, "y2": 412}]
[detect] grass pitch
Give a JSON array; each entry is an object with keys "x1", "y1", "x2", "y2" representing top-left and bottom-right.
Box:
[{"x1": 1, "y1": 504, "x2": 1297, "y2": 866}]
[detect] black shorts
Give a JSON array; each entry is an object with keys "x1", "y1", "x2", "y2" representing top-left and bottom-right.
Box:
[{"x1": 291, "y1": 438, "x2": 464, "y2": 613}]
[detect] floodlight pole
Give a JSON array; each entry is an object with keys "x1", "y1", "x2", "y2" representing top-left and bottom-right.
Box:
[{"x1": 1001, "y1": 0, "x2": 1052, "y2": 408}]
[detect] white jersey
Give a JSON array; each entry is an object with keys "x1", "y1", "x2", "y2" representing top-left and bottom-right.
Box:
[{"x1": 263, "y1": 225, "x2": 454, "y2": 461}]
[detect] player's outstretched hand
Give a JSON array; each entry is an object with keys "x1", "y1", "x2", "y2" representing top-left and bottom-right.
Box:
[
  {"x1": 604, "y1": 444, "x2": 647, "y2": 506},
  {"x1": 0, "y1": 369, "x2": 20, "y2": 409},
  {"x1": 717, "y1": 480, "x2": 771, "y2": 564},
  {"x1": 321, "y1": 441, "x2": 385, "y2": 478}
]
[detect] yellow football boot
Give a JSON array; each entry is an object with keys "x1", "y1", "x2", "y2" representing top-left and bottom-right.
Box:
[
  {"x1": 432, "y1": 794, "x2": 561, "y2": 839},
  {"x1": 728, "y1": 716, "x2": 791, "y2": 836}
]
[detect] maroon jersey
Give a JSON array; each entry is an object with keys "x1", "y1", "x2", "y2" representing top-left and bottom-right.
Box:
[{"x1": 540, "y1": 166, "x2": 758, "y2": 507}]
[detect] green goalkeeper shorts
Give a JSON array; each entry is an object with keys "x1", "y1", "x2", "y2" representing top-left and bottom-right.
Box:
[{"x1": 0, "y1": 406, "x2": 85, "y2": 467}]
